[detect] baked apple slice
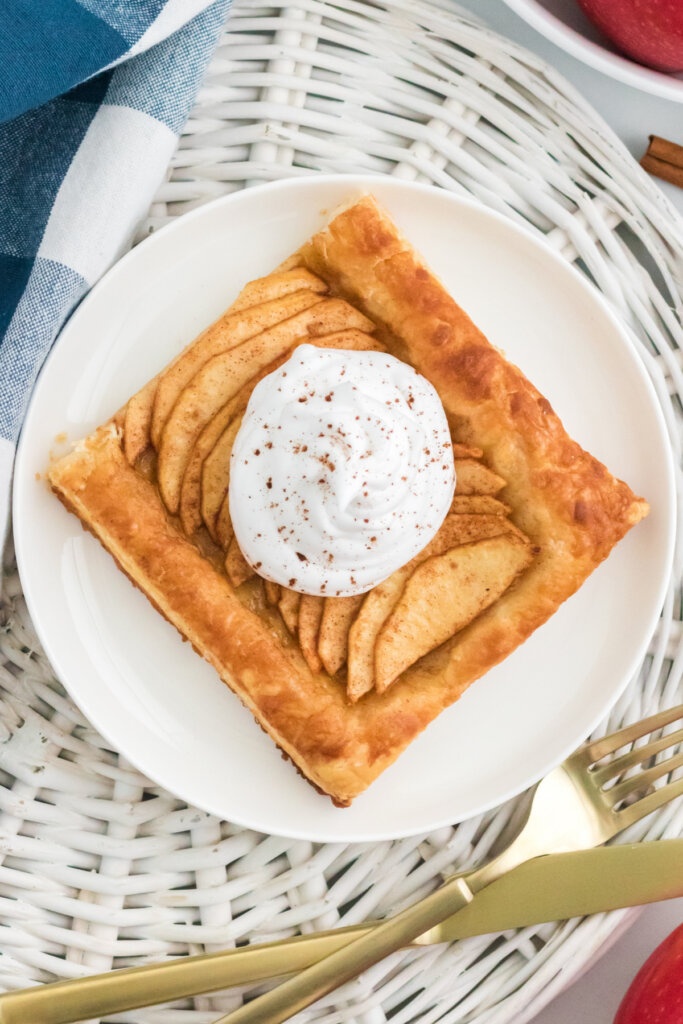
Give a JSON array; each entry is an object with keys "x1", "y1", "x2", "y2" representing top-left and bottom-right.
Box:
[
  {"x1": 346, "y1": 512, "x2": 516, "y2": 701},
  {"x1": 279, "y1": 589, "x2": 301, "y2": 636},
  {"x1": 451, "y1": 442, "x2": 483, "y2": 459},
  {"x1": 453, "y1": 459, "x2": 506, "y2": 495},
  {"x1": 178, "y1": 395, "x2": 242, "y2": 537},
  {"x1": 178, "y1": 350, "x2": 294, "y2": 537},
  {"x1": 202, "y1": 415, "x2": 244, "y2": 541},
  {"x1": 123, "y1": 376, "x2": 160, "y2": 465},
  {"x1": 449, "y1": 494, "x2": 510, "y2": 515},
  {"x1": 298, "y1": 595, "x2": 325, "y2": 673},
  {"x1": 225, "y1": 535, "x2": 256, "y2": 588},
  {"x1": 317, "y1": 595, "x2": 364, "y2": 677},
  {"x1": 215, "y1": 488, "x2": 236, "y2": 551},
  {"x1": 228, "y1": 267, "x2": 329, "y2": 313},
  {"x1": 374, "y1": 533, "x2": 534, "y2": 692}
]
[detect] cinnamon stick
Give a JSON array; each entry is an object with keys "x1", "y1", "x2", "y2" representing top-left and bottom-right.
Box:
[{"x1": 641, "y1": 135, "x2": 683, "y2": 189}]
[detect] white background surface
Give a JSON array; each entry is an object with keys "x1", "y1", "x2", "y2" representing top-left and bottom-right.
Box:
[{"x1": 457, "y1": 1, "x2": 683, "y2": 1019}]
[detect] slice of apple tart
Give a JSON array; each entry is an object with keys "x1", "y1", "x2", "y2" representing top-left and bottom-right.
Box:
[{"x1": 49, "y1": 196, "x2": 648, "y2": 807}]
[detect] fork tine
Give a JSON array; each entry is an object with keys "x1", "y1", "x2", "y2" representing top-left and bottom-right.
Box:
[
  {"x1": 592, "y1": 727, "x2": 683, "y2": 786},
  {"x1": 580, "y1": 704, "x2": 683, "y2": 766},
  {"x1": 608, "y1": 751, "x2": 683, "y2": 806},
  {"x1": 617, "y1": 775, "x2": 683, "y2": 829}
]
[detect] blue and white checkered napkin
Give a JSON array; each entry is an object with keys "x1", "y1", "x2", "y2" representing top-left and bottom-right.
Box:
[{"x1": 0, "y1": 0, "x2": 230, "y2": 540}]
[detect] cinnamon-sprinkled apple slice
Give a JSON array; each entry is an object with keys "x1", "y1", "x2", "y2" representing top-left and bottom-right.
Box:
[
  {"x1": 347, "y1": 513, "x2": 516, "y2": 701},
  {"x1": 375, "y1": 533, "x2": 534, "y2": 692},
  {"x1": 453, "y1": 459, "x2": 506, "y2": 495},
  {"x1": 125, "y1": 271, "x2": 326, "y2": 463},
  {"x1": 298, "y1": 595, "x2": 325, "y2": 673},
  {"x1": 123, "y1": 376, "x2": 160, "y2": 465},
  {"x1": 202, "y1": 415, "x2": 244, "y2": 542},
  {"x1": 180, "y1": 351, "x2": 293, "y2": 538},
  {"x1": 449, "y1": 494, "x2": 510, "y2": 516},
  {"x1": 225, "y1": 536, "x2": 256, "y2": 588},
  {"x1": 228, "y1": 268, "x2": 328, "y2": 314},
  {"x1": 452, "y1": 442, "x2": 483, "y2": 459},
  {"x1": 278, "y1": 589, "x2": 301, "y2": 636},
  {"x1": 179, "y1": 398, "x2": 239, "y2": 537},
  {"x1": 215, "y1": 488, "x2": 235, "y2": 552},
  {"x1": 318, "y1": 595, "x2": 364, "y2": 677}
]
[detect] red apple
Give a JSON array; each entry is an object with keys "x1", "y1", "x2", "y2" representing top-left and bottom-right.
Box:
[
  {"x1": 614, "y1": 923, "x2": 683, "y2": 1024},
  {"x1": 576, "y1": 0, "x2": 683, "y2": 72}
]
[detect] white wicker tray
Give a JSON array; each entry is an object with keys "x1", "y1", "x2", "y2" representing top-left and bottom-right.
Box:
[{"x1": 1, "y1": 1, "x2": 682, "y2": 1020}]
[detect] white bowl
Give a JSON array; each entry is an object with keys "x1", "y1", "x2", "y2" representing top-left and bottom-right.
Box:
[{"x1": 500, "y1": 0, "x2": 683, "y2": 103}]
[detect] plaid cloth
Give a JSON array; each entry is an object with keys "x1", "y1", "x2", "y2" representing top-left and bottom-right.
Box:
[{"x1": 0, "y1": 0, "x2": 230, "y2": 541}]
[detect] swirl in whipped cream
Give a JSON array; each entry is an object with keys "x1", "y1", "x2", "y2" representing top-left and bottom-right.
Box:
[{"x1": 229, "y1": 344, "x2": 455, "y2": 596}]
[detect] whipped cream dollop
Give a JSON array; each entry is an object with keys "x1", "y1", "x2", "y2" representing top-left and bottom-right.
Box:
[{"x1": 229, "y1": 344, "x2": 455, "y2": 596}]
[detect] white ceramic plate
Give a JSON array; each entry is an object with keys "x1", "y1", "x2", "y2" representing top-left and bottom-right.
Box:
[
  {"x1": 501, "y1": 0, "x2": 683, "y2": 103},
  {"x1": 14, "y1": 176, "x2": 675, "y2": 842}
]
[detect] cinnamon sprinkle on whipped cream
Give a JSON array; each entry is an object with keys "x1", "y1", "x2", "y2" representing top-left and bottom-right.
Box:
[{"x1": 229, "y1": 344, "x2": 455, "y2": 596}]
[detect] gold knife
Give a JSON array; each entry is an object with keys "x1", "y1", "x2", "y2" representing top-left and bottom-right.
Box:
[{"x1": 1, "y1": 840, "x2": 681, "y2": 1024}]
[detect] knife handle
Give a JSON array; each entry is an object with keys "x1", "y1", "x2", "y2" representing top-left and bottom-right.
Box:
[
  {"x1": 211, "y1": 875, "x2": 474, "y2": 1024},
  {"x1": 0, "y1": 927, "x2": 368, "y2": 1024}
]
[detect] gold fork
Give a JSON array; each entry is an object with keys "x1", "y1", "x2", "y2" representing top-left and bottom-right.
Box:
[{"x1": 212, "y1": 703, "x2": 683, "y2": 1024}]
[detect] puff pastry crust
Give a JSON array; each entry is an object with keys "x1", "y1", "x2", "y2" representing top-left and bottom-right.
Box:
[{"x1": 49, "y1": 196, "x2": 648, "y2": 807}]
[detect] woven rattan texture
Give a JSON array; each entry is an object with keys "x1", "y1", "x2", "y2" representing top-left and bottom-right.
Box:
[{"x1": 2, "y1": 1, "x2": 683, "y2": 1020}]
